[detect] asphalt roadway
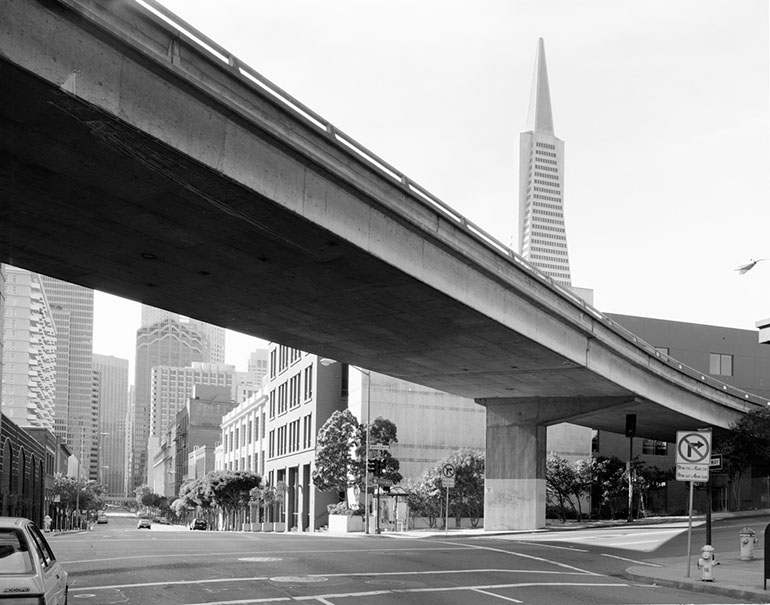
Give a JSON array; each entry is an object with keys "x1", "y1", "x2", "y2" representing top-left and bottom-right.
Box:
[{"x1": 49, "y1": 509, "x2": 770, "y2": 605}]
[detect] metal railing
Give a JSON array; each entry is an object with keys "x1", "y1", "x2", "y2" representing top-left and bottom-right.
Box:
[{"x1": 122, "y1": 0, "x2": 768, "y2": 409}]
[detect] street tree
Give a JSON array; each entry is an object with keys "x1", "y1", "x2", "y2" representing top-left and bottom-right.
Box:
[
  {"x1": 354, "y1": 417, "x2": 403, "y2": 490},
  {"x1": 250, "y1": 480, "x2": 287, "y2": 525},
  {"x1": 134, "y1": 484, "x2": 165, "y2": 513},
  {"x1": 312, "y1": 409, "x2": 360, "y2": 496},
  {"x1": 716, "y1": 407, "x2": 770, "y2": 507},
  {"x1": 53, "y1": 474, "x2": 104, "y2": 514},
  {"x1": 406, "y1": 449, "x2": 484, "y2": 528},
  {"x1": 546, "y1": 453, "x2": 579, "y2": 522},
  {"x1": 208, "y1": 470, "x2": 262, "y2": 529},
  {"x1": 175, "y1": 476, "x2": 214, "y2": 519}
]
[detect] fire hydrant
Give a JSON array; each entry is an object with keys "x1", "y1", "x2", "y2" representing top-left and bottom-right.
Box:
[
  {"x1": 696, "y1": 544, "x2": 717, "y2": 581},
  {"x1": 740, "y1": 526, "x2": 758, "y2": 560}
]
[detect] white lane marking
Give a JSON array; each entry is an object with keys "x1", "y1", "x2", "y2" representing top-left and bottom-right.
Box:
[
  {"x1": 516, "y1": 541, "x2": 588, "y2": 552},
  {"x1": 439, "y1": 541, "x2": 602, "y2": 576},
  {"x1": 608, "y1": 539, "x2": 669, "y2": 547},
  {"x1": 600, "y1": 553, "x2": 663, "y2": 567},
  {"x1": 63, "y1": 545, "x2": 466, "y2": 565},
  {"x1": 519, "y1": 528, "x2": 686, "y2": 542},
  {"x1": 471, "y1": 588, "x2": 524, "y2": 602},
  {"x1": 183, "y1": 582, "x2": 636, "y2": 604},
  {"x1": 68, "y1": 569, "x2": 588, "y2": 592}
]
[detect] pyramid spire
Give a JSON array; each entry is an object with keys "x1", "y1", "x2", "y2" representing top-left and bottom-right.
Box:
[{"x1": 525, "y1": 38, "x2": 554, "y2": 135}]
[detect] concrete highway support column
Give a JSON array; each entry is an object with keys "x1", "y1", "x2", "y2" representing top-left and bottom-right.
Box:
[{"x1": 484, "y1": 402, "x2": 546, "y2": 530}]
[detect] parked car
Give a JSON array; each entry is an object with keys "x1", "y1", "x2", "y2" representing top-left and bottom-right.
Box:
[
  {"x1": 157, "y1": 517, "x2": 170, "y2": 525},
  {"x1": 0, "y1": 516, "x2": 68, "y2": 604},
  {"x1": 137, "y1": 518, "x2": 152, "y2": 530},
  {"x1": 189, "y1": 518, "x2": 207, "y2": 530},
  {"x1": 97, "y1": 513, "x2": 108, "y2": 524}
]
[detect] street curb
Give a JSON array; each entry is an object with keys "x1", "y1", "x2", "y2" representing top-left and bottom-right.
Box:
[{"x1": 624, "y1": 570, "x2": 770, "y2": 604}]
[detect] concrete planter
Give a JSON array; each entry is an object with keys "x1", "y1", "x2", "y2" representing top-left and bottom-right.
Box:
[
  {"x1": 274, "y1": 522, "x2": 286, "y2": 532},
  {"x1": 261, "y1": 522, "x2": 273, "y2": 532},
  {"x1": 328, "y1": 514, "x2": 364, "y2": 533}
]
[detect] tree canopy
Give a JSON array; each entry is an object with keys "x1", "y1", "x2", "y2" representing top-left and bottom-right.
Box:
[
  {"x1": 406, "y1": 448, "x2": 484, "y2": 528},
  {"x1": 313, "y1": 411, "x2": 403, "y2": 499},
  {"x1": 53, "y1": 474, "x2": 104, "y2": 512},
  {"x1": 312, "y1": 409, "x2": 360, "y2": 494}
]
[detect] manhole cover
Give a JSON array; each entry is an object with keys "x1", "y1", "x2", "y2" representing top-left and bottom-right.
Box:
[
  {"x1": 238, "y1": 557, "x2": 282, "y2": 562},
  {"x1": 270, "y1": 576, "x2": 328, "y2": 583}
]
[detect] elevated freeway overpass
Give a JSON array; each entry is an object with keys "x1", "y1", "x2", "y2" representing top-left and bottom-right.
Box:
[{"x1": 1, "y1": 0, "x2": 766, "y2": 529}]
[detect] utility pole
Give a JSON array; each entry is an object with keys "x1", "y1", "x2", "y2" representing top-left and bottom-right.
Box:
[{"x1": 626, "y1": 414, "x2": 636, "y2": 523}]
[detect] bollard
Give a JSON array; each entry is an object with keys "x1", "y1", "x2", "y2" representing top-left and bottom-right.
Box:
[
  {"x1": 696, "y1": 545, "x2": 717, "y2": 581},
  {"x1": 740, "y1": 526, "x2": 758, "y2": 560}
]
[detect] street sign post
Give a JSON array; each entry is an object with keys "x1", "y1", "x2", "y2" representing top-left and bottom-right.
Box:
[
  {"x1": 676, "y1": 430, "x2": 711, "y2": 482},
  {"x1": 710, "y1": 454, "x2": 723, "y2": 472},
  {"x1": 676, "y1": 429, "x2": 712, "y2": 578},
  {"x1": 440, "y1": 463, "x2": 456, "y2": 488},
  {"x1": 369, "y1": 443, "x2": 390, "y2": 456},
  {"x1": 440, "y1": 464, "x2": 456, "y2": 534}
]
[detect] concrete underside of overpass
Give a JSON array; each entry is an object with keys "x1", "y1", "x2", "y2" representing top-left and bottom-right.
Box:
[{"x1": 0, "y1": 0, "x2": 763, "y2": 529}]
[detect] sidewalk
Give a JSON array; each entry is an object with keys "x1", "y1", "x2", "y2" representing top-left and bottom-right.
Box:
[{"x1": 626, "y1": 551, "x2": 770, "y2": 604}]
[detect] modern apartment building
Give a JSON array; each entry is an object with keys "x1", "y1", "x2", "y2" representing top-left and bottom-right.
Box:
[
  {"x1": 93, "y1": 354, "x2": 129, "y2": 496},
  {"x1": 517, "y1": 38, "x2": 571, "y2": 287},
  {"x1": 0, "y1": 266, "x2": 57, "y2": 430},
  {"x1": 38, "y1": 274, "x2": 95, "y2": 470}
]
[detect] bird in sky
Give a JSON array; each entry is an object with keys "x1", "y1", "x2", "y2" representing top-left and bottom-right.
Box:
[{"x1": 735, "y1": 259, "x2": 768, "y2": 275}]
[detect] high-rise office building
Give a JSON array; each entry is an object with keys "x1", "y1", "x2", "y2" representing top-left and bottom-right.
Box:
[
  {"x1": 131, "y1": 317, "x2": 207, "y2": 491},
  {"x1": 140, "y1": 305, "x2": 226, "y2": 363},
  {"x1": 518, "y1": 40, "x2": 592, "y2": 461},
  {"x1": 125, "y1": 385, "x2": 135, "y2": 497},
  {"x1": 131, "y1": 305, "x2": 228, "y2": 490},
  {"x1": 248, "y1": 349, "x2": 269, "y2": 386},
  {"x1": 0, "y1": 266, "x2": 57, "y2": 430},
  {"x1": 517, "y1": 38, "x2": 572, "y2": 287},
  {"x1": 37, "y1": 275, "x2": 96, "y2": 468},
  {"x1": 93, "y1": 354, "x2": 129, "y2": 496},
  {"x1": 149, "y1": 362, "x2": 235, "y2": 439}
]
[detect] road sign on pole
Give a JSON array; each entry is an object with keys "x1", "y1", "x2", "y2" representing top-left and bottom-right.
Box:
[
  {"x1": 440, "y1": 463, "x2": 456, "y2": 488},
  {"x1": 676, "y1": 430, "x2": 711, "y2": 482},
  {"x1": 676, "y1": 429, "x2": 712, "y2": 578}
]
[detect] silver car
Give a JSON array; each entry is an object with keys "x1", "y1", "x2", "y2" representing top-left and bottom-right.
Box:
[{"x1": 0, "y1": 516, "x2": 68, "y2": 604}]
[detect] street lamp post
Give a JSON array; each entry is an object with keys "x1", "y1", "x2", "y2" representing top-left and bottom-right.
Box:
[{"x1": 319, "y1": 359, "x2": 373, "y2": 534}]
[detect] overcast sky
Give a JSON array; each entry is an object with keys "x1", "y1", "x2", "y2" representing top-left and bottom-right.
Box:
[{"x1": 94, "y1": 0, "x2": 769, "y2": 379}]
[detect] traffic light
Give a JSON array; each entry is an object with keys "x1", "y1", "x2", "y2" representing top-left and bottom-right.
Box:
[
  {"x1": 367, "y1": 459, "x2": 380, "y2": 475},
  {"x1": 625, "y1": 413, "x2": 636, "y2": 438}
]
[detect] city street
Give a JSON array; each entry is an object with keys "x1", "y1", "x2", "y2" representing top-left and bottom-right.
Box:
[{"x1": 49, "y1": 510, "x2": 763, "y2": 605}]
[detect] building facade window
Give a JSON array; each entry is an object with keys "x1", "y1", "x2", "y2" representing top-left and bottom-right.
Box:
[
  {"x1": 709, "y1": 353, "x2": 733, "y2": 376},
  {"x1": 642, "y1": 439, "x2": 668, "y2": 455},
  {"x1": 303, "y1": 365, "x2": 313, "y2": 401}
]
